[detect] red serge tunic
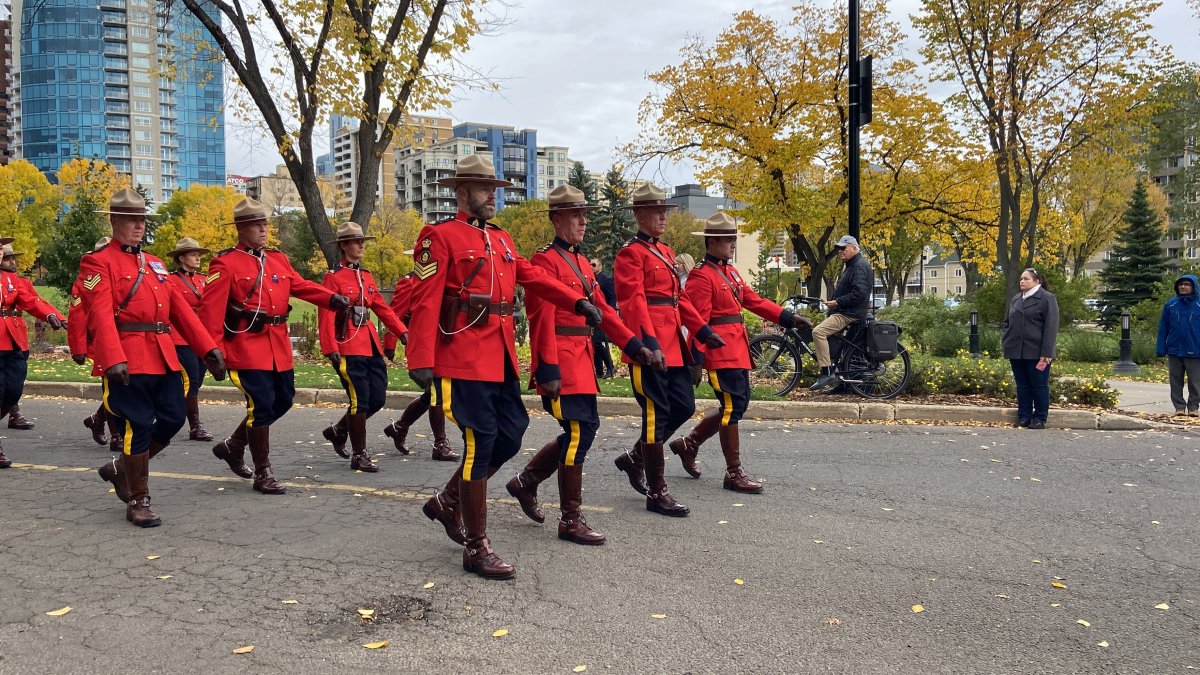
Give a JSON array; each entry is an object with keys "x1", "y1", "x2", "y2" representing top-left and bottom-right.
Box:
[
  {"x1": 317, "y1": 262, "x2": 408, "y2": 357},
  {"x1": 683, "y1": 255, "x2": 794, "y2": 370},
  {"x1": 166, "y1": 270, "x2": 206, "y2": 347}
]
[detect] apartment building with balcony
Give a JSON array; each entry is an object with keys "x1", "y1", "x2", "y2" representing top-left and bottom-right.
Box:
[
  {"x1": 1, "y1": 10, "x2": 12, "y2": 164},
  {"x1": 10, "y1": 0, "x2": 223, "y2": 201},
  {"x1": 331, "y1": 113, "x2": 453, "y2": 210}
]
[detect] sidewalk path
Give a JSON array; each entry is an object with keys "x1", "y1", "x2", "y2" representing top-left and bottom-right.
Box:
[{"x1": 1108, "y1": 379, "x2": 1176, "y2": 415}]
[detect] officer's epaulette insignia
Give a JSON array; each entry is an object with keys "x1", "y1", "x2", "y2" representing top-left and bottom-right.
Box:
[
  {"x1": 71, "y1": 295, "x2": 82, "y2": 307},
  {"x1": 622, "y1": 237, "x2": 638, "y2": 247},
  {"x1": 413, "y1": 260, "x2": 438, "y2": 280},
  {"x1": 433, "y1": 217, "x2": 454, "y2": 226},
  {"x1": 82, "y1": 274, "x2": 102, "y2": 291},
  {"x1": 536, "y1": 243, "x2": 553, "y2": 254},
  {"x1": 329, "y1": 265, "x2": 342, "y2": 273},
  {"x1": 214, "y1": 247, "x2": 234, "y2": 257},
  {"x1": 207, "y1": 271, "x2": 221, "y2": 283}
]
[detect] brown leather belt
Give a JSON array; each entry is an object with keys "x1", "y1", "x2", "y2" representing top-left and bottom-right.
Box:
[
  {"x1": 709, "y1": 314, "x2": 743, "y2": 325},
  {"x1": 118, "y1": 321, "x2": 172, "y2": 334},
  {"x1": 646, "y1": 295, "x2": 679, "y2": 307},
  {"x1": 457, "y1": 302, "x2": 514, "y2": 317},
  {"x1": 0, "y1": 309, "x2": 23, "y2": 318},
  {"x1": 244, "y1": 312, "x2": 289, "y2": 325},
  {"x1": 555, "y1": 325, "x2": 594, "y2": 337}
]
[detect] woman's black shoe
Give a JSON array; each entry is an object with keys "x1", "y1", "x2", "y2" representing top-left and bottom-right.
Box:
[
  {"x1": 1028, "y1": 419, "x2": 1046, "y2": 430},
  {"x1": 1015, "y1": 418, "x2": 1031, "y2": 428}
]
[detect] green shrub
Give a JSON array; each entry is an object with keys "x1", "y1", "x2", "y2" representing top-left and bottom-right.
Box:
[
  {"x1": 1057, "y1": 330, "x2": 1116, "y2": 363},
  {"x1": 742, "y1": 309, "x2": 765, "y2": 339},
  {"x1": 1051, "y1": 375, "x2": 1119, "y2": 408},
  {"x1": 978, "y1": 326, "x2": 1002, "y2": 356},
  {"x1": 904, "y1": 354, "x2": 1119, "y2": 408},
  {"x1": 877, "y1": 295, "x2": 967, "y2": 354},
  {"x1": 1130, "y1": 329, "x2": 1159, "y2": 365},
  {"x1": 929, "y1": 323, "x2": 968, "y2": 357}
]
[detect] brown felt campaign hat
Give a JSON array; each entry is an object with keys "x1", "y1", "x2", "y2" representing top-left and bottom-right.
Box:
[
  {"x1": 167, "y1": 237, "x2": 211, "y2": 258},
  {"x1": 539, "y1": 184, "x2": 601, "y2": 213},
  {"x1": 227, "y1": 198, "x2": 270, "y2": 226},
  {"x1": 692, "y1": 211, "x2": 739, "y2": 237},
  {"x1": 1, "y1": 244, "x2": 22, "y2": 258},
  {"x1": 325, "y1": 221, "x2": 377, "y2": 245},
  {"x1": 618, "y1": 184, "x2": 680, "y2": 211},
  {"x1": 0, "y1": 237, "x2": 13, "y2": 247},
  {"x1": 437, "y1": 154, "x2": 514, "y2": 189},
  {"x1": 96, "y1": 188, "x2": 153, "y2": 216}
]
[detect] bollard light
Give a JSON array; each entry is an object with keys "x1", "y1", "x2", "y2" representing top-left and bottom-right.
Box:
[
  {"x1": 1121, "y1": 311, "x2": 1130, "y2": 333},
  {"x1": 1113, "y1": 310, "x2": 1140, "y2": 374},
  {"x1": 969, "y1": 308, "x2": 981, "y2": 358}
]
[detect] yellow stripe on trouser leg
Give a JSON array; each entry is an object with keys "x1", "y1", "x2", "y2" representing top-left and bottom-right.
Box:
[
  {"x1": 461, "y1": 428, "x2": 477, "y2": 479},
  {"x1": 709, "y1": 371, "x2": 734, "y2": 426},
  {"x1": 337, "y1": 358, "x2": 358, "y2": 415},
  {"x1": 439, "y1": 378, "x2": 475, "y2": 478},
  {"x1": 631, "y1": 364, "x2": 656, "y2": 444},
  {"x1": 181, "y1": 368, "x2": 190, "y2": 398},
  {"x1": 229, "y1": 369, "x2": 256, "y2": 427},
  {"x1": 102, "y1": 376, "x2": 114, "y2": 415},
  {"x1": 563, "y1": 420, "x2": 581, "y2": 466}
]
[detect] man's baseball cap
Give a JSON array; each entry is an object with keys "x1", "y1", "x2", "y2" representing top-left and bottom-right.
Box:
[{"x1": 835, "y1": 235, "x2": 859, "y2": 249}]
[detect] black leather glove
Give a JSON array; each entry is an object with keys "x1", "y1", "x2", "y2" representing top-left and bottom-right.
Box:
[
  {"x1": 329, "y1": 294, "x2": 350, "y2": 310},
  {"x1": 204, "y1": 349, "x2": 227, "y2": 381},
  {"x1": 541, "y1": 378, "x2": 562, "y2": 399},
  {"x1": 107, "y1": 362, "x2": 130, "y2": 386},
  {"x1": 383, "y1": 348, "x2": 396, "y2": 362},
  {"x1": 650, "y1": 349, "x2": 667, "y2": 372},
  {"x1": 327, "y1": 351, "x2": 341, "y2": 367},
  {"x1": 72, "y1": 353, "x2": 87, "y2": 366},
  {"x1": 691, "y1": 365, "x2": 705, "y2": 387},
  {"x1": 574, "y1": 299, "x2": 603, "y2": 327},
  {"x1": 704, "y1": 332, "x2": 726, "y2": 349},
  {"x1": 792, "y1": 314, "x2": 814, "y2": 330},
  {"x1": 399, "y1": 333, "x2": 409, "y2": 346},
  {"x1": 634, "y1": 346, "x2": 653, "y2": 366},
  {"x1": 409, "y1": 367, "x2": 434, "y2": 390},
  {"x1": 47, "y1": 315, "x2": 64, "y2": 330}
]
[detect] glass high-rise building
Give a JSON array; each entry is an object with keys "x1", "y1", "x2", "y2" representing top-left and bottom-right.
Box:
[{"x1": 11, "y1": 0, "x2": 224, "y2": 202}]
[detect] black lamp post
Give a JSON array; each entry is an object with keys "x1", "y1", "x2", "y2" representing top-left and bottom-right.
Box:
[
  {"x1": 969, "y1": 309, "x2": 981, "y2": 358},
  {"x1": 1113, "y1": 311, "x2": 1140, "y2": 374}
]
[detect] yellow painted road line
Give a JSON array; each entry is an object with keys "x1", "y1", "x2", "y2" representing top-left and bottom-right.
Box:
[{"x1": 9, "y1": 463, "x2": 613, "y2": 513}]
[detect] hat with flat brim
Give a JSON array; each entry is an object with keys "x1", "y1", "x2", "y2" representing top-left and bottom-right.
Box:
[
  {"x1": 325, "y1": 221, "x2": 377, "y2": 245},
  {"x1": 0, "y1": 237, "x2": 13, "y2": 247},
  {"x1": 692, "y1": 212, "x2": 739, "y2": 237},
  {"x1": 437, "y1": 154, "x2": 514, "y2": 188},
  {"x1": 618, "y1": 184, "x2": 681, "y2": 211},
  {"x1": 226, "y1": 198, "x2": 270, "y2": 226},
  {"x1": 1, "y1": 244, "x2": 22, "y2": 258},
  {"x1": 539, "y1": 184, "x2": 601, "y2": 213},
  {"x1": 96, "y1": 188, "x2": 154, "y2": 216},
  {"x1": 167, "y1": 237, "x2": 211, "y2": 257}
]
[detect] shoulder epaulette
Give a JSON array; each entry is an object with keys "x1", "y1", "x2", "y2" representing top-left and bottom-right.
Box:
[
  {"x1": 214, "y1": 247, "x2": 234, "y2": 257},
  {"x1": 486, "y1": 221, "x2": 504, "y2": 230},
  {"x1": 433, "y1": 217, "x2": 454, "y2": 226},
  {"x1": 536, "y1": 243, "x2": 553, "y2": 254},
  {"x1": 623, "y1": 237, "x2": 639, "y2": 247},
  {"x1": 329, "y1": 265, "x2": 342, "y2": 273}
]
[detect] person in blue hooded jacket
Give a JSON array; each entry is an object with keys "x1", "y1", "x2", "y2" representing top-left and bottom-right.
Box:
[{"x1": 1156, "y1": 273, "x2": 1200, "y2": 416}]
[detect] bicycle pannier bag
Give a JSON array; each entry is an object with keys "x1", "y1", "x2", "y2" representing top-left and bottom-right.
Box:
[{"x1": 867, "y1": 320, "x2": 900, "y2": 361}]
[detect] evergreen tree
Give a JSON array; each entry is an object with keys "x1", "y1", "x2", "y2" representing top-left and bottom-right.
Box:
[
  {"x1": 566, "y1": 161, "x2": 598, "y2": 204},
  {"x1": 1098, "y1": 180, "x2": 1168, "y2": 327},
  {"x1": 585, "y1": 167, "x2": 635, "y2": 268},
  {"x1": 42, "y1": 194, "x2": 109, "y2": 295}
]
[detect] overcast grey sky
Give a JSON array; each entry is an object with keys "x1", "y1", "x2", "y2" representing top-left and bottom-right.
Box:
[{"x1": 228, "y1": 0, "x2": 1200, "y2": 186}]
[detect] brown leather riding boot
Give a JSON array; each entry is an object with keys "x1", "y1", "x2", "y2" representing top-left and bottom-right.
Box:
[
  {"x1": 461, "y1": 478, "x2": 516, "y2": 580},
  {"x1": 323, "y1": 413, "x2": 350, "y2": 459},
  {"x1": 614, "y1": 440, "x2": 648, "y2": 495},
  {"x1": 422, "y1": 471, "x2": 467, "y2": 545},
  {"x1": 669, "y1": 410, "x2": 720, "y2": 479},
  {"x1": 248, "y1": 426, "x2": 285, "y2": 494},
  {"x1": 505, "y1": 440, "x2": 560, "y2": 523},
  {"x1": 384, "y1": 397, "x2": 428, "y2": 455},
  {"x1": 348, "y1": 414, "x2": 378, "y2": 472},
  {"x1": 123, "y1": 452, "x2": 161, "y2": 528},
  {"x1": 6, "y1": 403, "x2": 33, "y2": 430},
  {"x1": 558, "y1": 464, "x2": 605, "y2": 545},
  {"x1": 719, "y1": 424, "x2": 763, "y2": 494},
  {"x1": 186, "y1": 396, "x2": 212, "y2": 442},
  {"x1": 429, "y1": 407, "x2": 459, "y2": 461},
  {"x1": 84, "y1": 405, "x2": 109, "y2": 446},
  {"x1": 212, "y1": 417, "x2": 253, "y2": 479},
  {"x1": 643, "y1": 442, "x2": 690, "y2": 517},
  {"x1": 107, "y1": 416, "x2": 123, "y2": 453},
  {"x1": 99, "y1": 440, "x2": 168, "y2": 503}
]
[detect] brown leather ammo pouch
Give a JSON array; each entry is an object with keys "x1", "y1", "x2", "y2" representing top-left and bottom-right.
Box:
[{"x1": 464, "y1": 293, "x2": 491, "y2": 325}]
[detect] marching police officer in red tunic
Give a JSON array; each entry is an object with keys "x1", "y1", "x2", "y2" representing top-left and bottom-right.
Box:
[
  {"x1": 408, "y1": 154, "x2": 602, "y2": 580},
  {"x1": 675, "y1": 213, "x2": 812, "y2": 493},
  {"x1": 70, "y1": 237, "x2": 119, "y2": 450},
  {"x1": 84, "y1": 189, "x2": 227, "y2": 527},
  {"x1": 199, "y1": 198, "x2": 348, "y2": 494},
  {"x1": 381, "y1": 266, "x2": 458, "y2": 461},
  {"x1": 611, "y1": 184, "x2": 724, "y2": 517},
  {"x1": 317, "y1": 222, "x2": 409, "y2": 473},
  {"x1": 166, "y1": 237, "x2": 214, "y2": 442},
  {"x1": 0, "y1": 242, "x2": 65, "y2": 438},
  {"x1": 505, "y1": 185, "x2": 653, "y2": 545}
]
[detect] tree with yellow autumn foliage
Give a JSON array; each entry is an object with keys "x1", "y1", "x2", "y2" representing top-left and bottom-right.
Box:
[
  {"x1": 148, "y1": 185, "x2": 256, "y2": 263},
  {"x1": 0, "y1": 160, "x2": 59, "y2": 274}
]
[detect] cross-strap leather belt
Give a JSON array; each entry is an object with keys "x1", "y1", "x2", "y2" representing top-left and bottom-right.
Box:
[
  {"x1": 118, "y1": 321, "x2": 172, "y2": 334},
  {"x1": 646, "y1": 295, "x2": 679, "y2": 307},
  {"x1": 0, "y1": 309, "x2": 23, "y2": 318},
  {"x1": 455, "y1": 301, "x2": 514, "y2": 317}
]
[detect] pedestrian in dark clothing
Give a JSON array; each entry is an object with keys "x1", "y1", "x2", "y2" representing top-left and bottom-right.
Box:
[
  {"x1": 1002, "y1": 268, "x2": 1059, "y2": 429},
  {"x1": 810, "y1": 235, "x2": 874, "y2": 392},
  {"x1": 591, "y1": 259, "x2": 617, "y2": 378},
  {"x1": 1156, "y1": 273, "x2": 1200, "y2": 416}
]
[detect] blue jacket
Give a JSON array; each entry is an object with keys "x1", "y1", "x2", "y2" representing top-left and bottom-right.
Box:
[{"x1": 1157, "y1": 274, "x2": 1200, "y2": 358}]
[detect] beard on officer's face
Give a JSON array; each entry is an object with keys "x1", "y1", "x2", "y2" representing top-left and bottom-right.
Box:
[{"x1": 461, "y1": 185, "x2": 497, "y2": 220}]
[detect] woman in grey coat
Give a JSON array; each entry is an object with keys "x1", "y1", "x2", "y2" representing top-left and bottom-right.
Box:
[{"x1": 1001, "y1": 268, "x2": 1059, "y2": 429}]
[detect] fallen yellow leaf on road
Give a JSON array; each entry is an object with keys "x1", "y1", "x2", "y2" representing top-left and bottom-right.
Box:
[
  {"x1": 734, "y1": 579, "x2": 745, "y2": 586},
  {"x1": 1097, "y1": 641, "x2": 1109, "y2": 648},
  {"x1": 1155, "y1": 603, "x2": 1170, "y2": 610},
  {"x1": 1077, "y1": 619, "x2": 1091, "y2": 627},
  {"x1": 156, "y1": 575, "x2": 173, "y2": 580},
  {"x1": 1051, "y1": 603, "x2": 1061, "y2": 608},
  {"x1": 912, "y1": 605, "x2": 925, "y2": 613},
  {"x1": 146, "y1": 556, "x2": 160, "y2": 561},
  {"x1": 357, "y1": 609, "x2": 375, "y2": 619},
  {"x1": 717, "y1": 520, "x2": 728, "y2": 525},
  {"x1": 826, "y1": 618, "x2": 842, "y2": 625},
  {"x1": 423, "y1": 582, "x2": 435, "y2": 589},
  {"x1": 813, "y1": 540, "x2": 823, "y2": 544},
  {"x1": 282, "y1": 600, "x2": 299, "y2": 605},
  {"x1": 46, "y1": 606, "x2": 72, "y2": 617},
  {"x1": 232, "y1": 646, "x2": 254, "y2": 654},
  {"x1": 573, "y1": 667, "x2": 588, "y2": 673},
  {"x1": 1032, "y1": 560, "x2": 1043, "y2": 564},
  {"x1": 995, "y1": 595, "x2": 1009, "y2": 599},
  {"x1": 362, "y1": 641, "x2": 388, "y2": 650},
  {"x1": 732, "y1": 503, "x2": 744, "y2": 507},
  {"x1": 1051, "y1": 582, "x2": 1068, "y2": 589},
  {"x1": 492, "y1": 629, "x2": 508, "y2": 638},
  {"x1": 651, "y1": 614, "x2": 667, "y2": 619}
]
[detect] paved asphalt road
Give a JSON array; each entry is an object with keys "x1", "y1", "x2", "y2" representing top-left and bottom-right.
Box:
[{"x1": 1, "y1": 399, "x2": 1197, "y2": 674}]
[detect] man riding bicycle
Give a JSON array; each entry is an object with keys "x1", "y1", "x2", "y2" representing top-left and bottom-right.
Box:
[{"x1": 810, "y1": 235, "x2": 874, "y2": 392}]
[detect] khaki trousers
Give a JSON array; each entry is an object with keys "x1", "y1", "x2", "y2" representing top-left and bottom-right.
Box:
[{"x1": 812, "y1": 314, "x2": 857, "y2": 367}]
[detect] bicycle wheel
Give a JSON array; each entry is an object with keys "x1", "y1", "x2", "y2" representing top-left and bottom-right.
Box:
[
  {"x1": 748, "y1": 334, "x2": 803, "y2": 396},
  {"x1": 841, "y1": 343, "x2": 911, "y2": 400}
]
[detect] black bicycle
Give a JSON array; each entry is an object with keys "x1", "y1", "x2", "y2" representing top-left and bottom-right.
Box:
[{"x1": 747, "y1": 295, "x2": 912, "y2": 399}]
